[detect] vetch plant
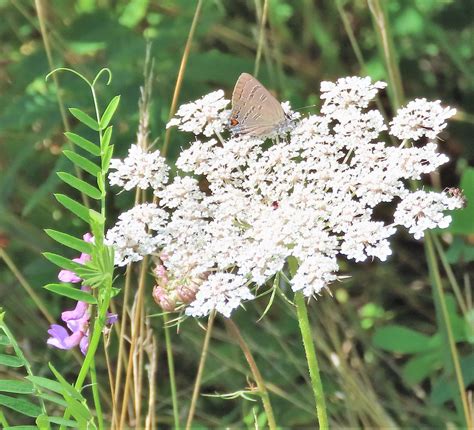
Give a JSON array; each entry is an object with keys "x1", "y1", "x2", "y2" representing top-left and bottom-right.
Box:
[
  {"x1": 47, "y1": 233, "x2": 117, "y2": 355},
  {"x1": 38, "y1": 68, "x2": 120, "y2": 428}
]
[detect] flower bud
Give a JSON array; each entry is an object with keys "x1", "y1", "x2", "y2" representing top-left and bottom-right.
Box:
[
  {"x1": 153, "y1": 264, "x2": 168, "y2": 285},
  {"x1": 152, "y1": 285, "x2": 176, "y2": 312},
  {"x1": 176, "y1": 283, "x2": 197, "y2": 304}
]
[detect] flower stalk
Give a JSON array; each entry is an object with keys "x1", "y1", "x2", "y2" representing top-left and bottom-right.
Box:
[{"x1": 295, "y1": 292, "x2": 328, "y2": 430}]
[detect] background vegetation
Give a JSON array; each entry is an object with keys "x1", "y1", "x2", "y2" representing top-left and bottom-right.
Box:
[{"x1": 0, "y1": 0, "x2": 473, "y2": 428}]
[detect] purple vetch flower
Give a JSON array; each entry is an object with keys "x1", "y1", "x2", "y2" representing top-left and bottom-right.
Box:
[
  {"x1": 57, "y1": 233, "x2": 93, "y2": 283},
  {"x1": 47, "y1": 325, "x2": 84, "y2": 350},
  {"x1": 47, "y1": 234, "x2": 117, "y2": 355}
]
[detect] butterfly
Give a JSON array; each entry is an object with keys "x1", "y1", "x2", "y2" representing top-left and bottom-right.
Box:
[{"x1": 229, "y1": 73, "x2": 291, "y2": 138}]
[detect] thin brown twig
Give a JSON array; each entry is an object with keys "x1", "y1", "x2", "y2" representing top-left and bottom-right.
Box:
[
  {"x1": 162, "y1": 0, "x2": 204, "y2": 157},
  {"x1": 119, "y1": 256, "x2": 149, "y2": 429},
  {"x1": 185, "y1": 311, "x2": 216, "y2": 430},
  {"x1": 0, "y1": 248, "x2": 55, "y2": 325},
  {"x1": 113, "y1": 48, "x2": 154, "y2": 427},
  {"x1": 144, "y1": 328, "x2": 158, "y2": 430},
  {"x1": 254, "y1": 0, "x2": 269, "y2": 78},
  {"x1": 224, "y1": 318, "x2": 277, "y2": 430}
]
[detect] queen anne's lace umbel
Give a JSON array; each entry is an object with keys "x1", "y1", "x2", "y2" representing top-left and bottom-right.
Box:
[{"x1": 107, "y1": 76, "x2": 463, "y2": 318}]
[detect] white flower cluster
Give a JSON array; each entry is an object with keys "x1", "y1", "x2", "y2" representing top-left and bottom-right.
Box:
[
  {"x1": 107, "y1": 76, "x2": 462, "y2": 318},
  {"x1": 390, "y1": 98, "x2": 456, "y2": 140},
  {"x1": 394, "y1": 190, "x2": 464, "y2": 239},
  {"x1": 105, "y1": 203, "x2": 169, "y2": 266},
  {"x1": 166, "y1": 90, "x2": 230, "y2": 137},
  {"x1": 109, "y1": 144, "x2": 169, "y2": 192}
]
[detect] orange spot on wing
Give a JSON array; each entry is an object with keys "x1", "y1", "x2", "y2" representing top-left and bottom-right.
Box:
[{"x1": 230, "y1": 118, "x2": 239, "y2": 126}]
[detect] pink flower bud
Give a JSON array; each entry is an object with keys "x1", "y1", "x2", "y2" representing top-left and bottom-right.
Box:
[
  {"x1": 152, "y1": 285, "x2": 176, "y2": 312},
  {"x1": 154, "y1": 264, "x2": 168, "y2": 279},
  {"x1": 176, "y1": 283, "x2": 197, "y2": 304}
]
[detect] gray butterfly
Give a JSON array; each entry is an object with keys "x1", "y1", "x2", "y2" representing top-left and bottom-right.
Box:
[{"x1": 229, "y1": 73, "x2": 291, "y2": 138}]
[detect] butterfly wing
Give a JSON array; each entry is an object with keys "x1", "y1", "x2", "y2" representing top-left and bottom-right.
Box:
[{"x1": 230, "y1": 73, "x2": 286, "y2": 137}]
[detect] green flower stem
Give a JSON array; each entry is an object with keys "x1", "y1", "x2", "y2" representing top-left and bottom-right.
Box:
[
  {"x1": 224, "y1": 318, "x2": 277, "y2": 430},
  {"x1": 163, "y1": 313, "x2": 180, "y2": 430},
  {"x1": 294, "y1": 292, "x2": 329, "y2": 430},
  {"x1": 60, "y1": 277, "x2": 113, "y2": 430},
  {"x1": 90, "y1": 359, "x2": 104, "y2": 430},
  {"x1": 424, "y1": 233, "x2": 470, "y2": 428},
  {"x1": 75, "y1": 276, "x2": 113, "y2": 390}
]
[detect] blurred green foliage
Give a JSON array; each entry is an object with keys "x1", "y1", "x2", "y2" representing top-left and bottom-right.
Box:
[{"x1": 0, "y1": 0, "x2": 473, "y2": 427}]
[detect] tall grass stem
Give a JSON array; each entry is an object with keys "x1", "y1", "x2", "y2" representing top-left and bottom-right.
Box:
[
  {"x1": 425, "y1": 234, "x2": 471, "y2": 427},
  {"x1": 185, "y1": 311, "x2": 216, "y2": 430},
  {"x1": 162, "y1": 0, "x2": 204, "y2": 157},
  {"x1": 225, "y1": 318, "x2": 277, "y2": 430}
]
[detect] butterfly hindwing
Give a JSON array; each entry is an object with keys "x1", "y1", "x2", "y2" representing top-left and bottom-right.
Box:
[{"x1": 230, "y1": 73, "x2": 287, "y2": 137}]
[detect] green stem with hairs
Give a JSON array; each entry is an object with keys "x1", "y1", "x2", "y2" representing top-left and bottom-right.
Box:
[
  {"x1": 163, "y1": 313, "x2": 180, "y2": 430},
  {"x1": 294, "y1": 292, "x2": 329, "y2": 430}
]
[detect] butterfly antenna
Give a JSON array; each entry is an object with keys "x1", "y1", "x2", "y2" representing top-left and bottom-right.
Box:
[{"x1": 295, "y1": 104, "x2": 318, "y2": 112}]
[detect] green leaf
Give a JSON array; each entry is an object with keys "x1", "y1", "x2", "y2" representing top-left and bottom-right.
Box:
[
  {"x1": 445, "y1": 236, "x2": 474, "y2": 264},
  {"x1": 0, "y1": 380, "x2": 34, "y2": 394},
  {"x1": 0, "y1": 334, "x2": 10, "y2": 345},
  {"x1": 5, "y1": 426, "x2": 38, "y2": 430},
  {"x1": 372, "y1": 325, "x2": 434, "y2": 353},
  {"x1": 43, "y1": 284, "x2": 97, "y2": 304},
  {"x1": 99, "y1": 95, "x2": 120, "y2": 129},
  {"x1": 68, "y1": 108, "x2": 100, "y2": 131},
  {"x1": 102, "y1": 126, "x2": 112, "y2": 149},
  {"x1": 36, "y1": 392, "x2": 68, "y2": 408},
  {"x1": 430, "y1": 352, "x2": 474, "y2": 405},
  {"x1": 44, "y1": 230, "x2": 93, "y2": 254},
  {"x1": 63, "y1": 150, "x2": 101, "y2": 176},
  {"x1": 64, "y1": 132, "x2": 100, "y2": 156},
  {"x1": 42, "y1": 252, "x2": 83, "y2": 273},
  {"x1": 26, "y1": 376, "x2": 64, "y2": 395},
  {"x1": 47, "y1": 365, "x2": 91, "y2": 426},
  {"x1": 35, "y1": 414, "x2": 50, "y2": 430},
  {"x1": 57, "y1": 172, "x2": 102, "y2": 200},
  {"x1": 43, "y1": 416, "x2": 79, "y2": 427},
  {"x1": 402, "y1": 351, "x2": 440, "y2": 384},
  {"x1": 55, "y1": 194, "x2": 90, "y2": 224},
  {"x1": 62, "y1": 394, "x2": 90, "y2": 427},
  {"x1": 48, "y1": 364, "x2": 84, "y2": 402},
  {"x1": 0, "y1": 354, "x2": 24, "y2": 368},
  {"x1": 102, "y1": 144, "x2": 114, "y2": 172},
  {"x1": 0, "y1": 393, "x2": 41, "y2": 417}
]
